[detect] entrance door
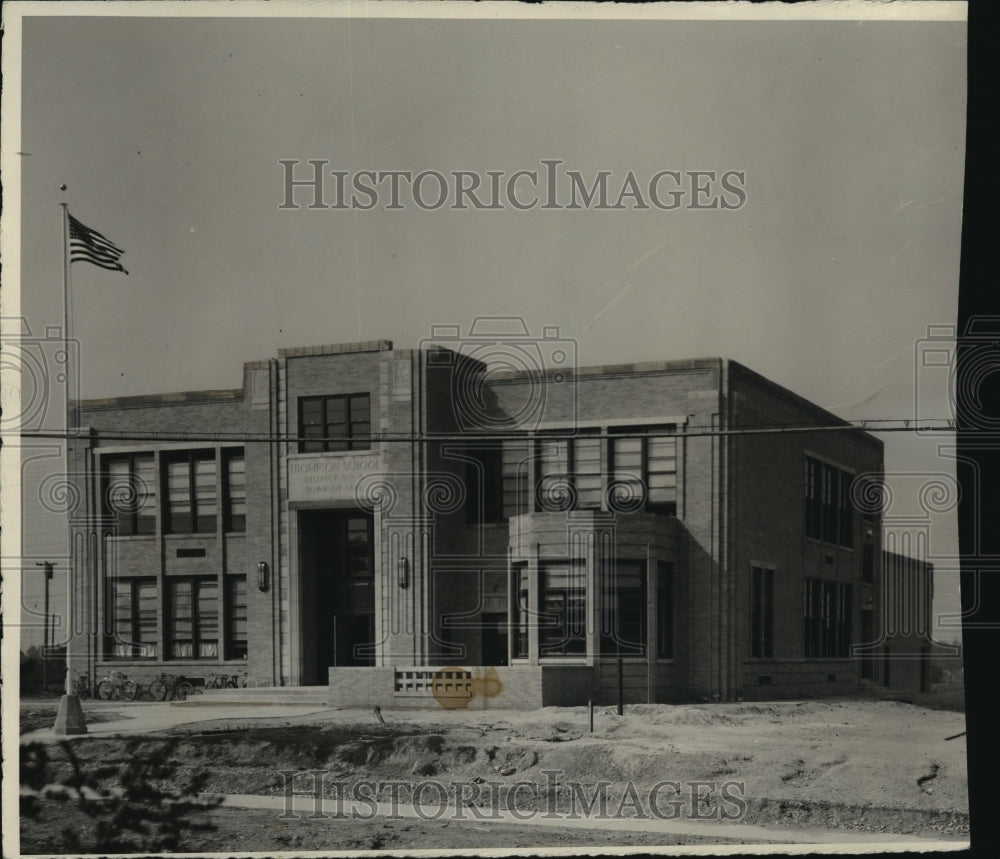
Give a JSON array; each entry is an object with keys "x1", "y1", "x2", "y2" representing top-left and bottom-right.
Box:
[
  {"x1": 481, "y1": 613, "x2": 508, "y2": 666},
  {"x1": 299, "y1": 509, "x2": 375, "y2": 684}
]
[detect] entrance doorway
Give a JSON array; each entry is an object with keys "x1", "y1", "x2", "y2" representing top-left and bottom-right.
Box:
[
  {"x1": 299, "y1": 509, "x2": 375, "y2": 684},
  {"x1": 481, "y1": 613, "x2": 509, "y2": 666}
]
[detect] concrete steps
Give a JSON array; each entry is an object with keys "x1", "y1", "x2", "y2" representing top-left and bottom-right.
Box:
[{"x1": 195, "y1": 685, "x2": 330, "y2": 706}]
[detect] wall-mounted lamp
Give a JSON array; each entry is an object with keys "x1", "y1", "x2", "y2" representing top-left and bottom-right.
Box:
[
  {"x1": 397, "y1": 556, "x2": 409, "y2": 589},
  {"x1": 257, "y1": 560, "x2": 270, "y2": 592}
]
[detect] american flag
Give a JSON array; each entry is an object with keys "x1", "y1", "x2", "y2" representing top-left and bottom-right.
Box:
[{"x1": 68, "y1": 212, "x2": 129, "y2": 275}]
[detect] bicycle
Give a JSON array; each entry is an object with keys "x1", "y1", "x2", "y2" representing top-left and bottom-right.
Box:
[
  {"x1": 205, "y1": 671, "x2": 248, "y2": 689},
  {"x1": 147, "y1": 673, "x2": 194, "y2": 701},
  {"x1": 205, "y1": 672, "x2": 235, "y2": 689},
  {"x1": 70, "y1": 668, "x2": 92, "y2": 700},
  {"x1": 95, "y1": 670, "x2": 138, "y2": 701}
]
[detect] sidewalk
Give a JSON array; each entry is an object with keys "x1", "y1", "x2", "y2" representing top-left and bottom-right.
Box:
[
  {"x1": 217, "y1": 792, "x2": 964, "y2": 847},
  {"x1": 20, "y1": 701, "x2": 337, "y2": 744}
]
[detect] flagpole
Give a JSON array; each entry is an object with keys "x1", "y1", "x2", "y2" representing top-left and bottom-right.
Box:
[
  {"x1": 61, "y1": 200, "x2": 71, "y2": 695},
  {"x1": 54, "y1": 193, "x2": 87, "y2": 734},
  {"x1": 61, "y1": 202, "x2": 72, "y2": 436}
]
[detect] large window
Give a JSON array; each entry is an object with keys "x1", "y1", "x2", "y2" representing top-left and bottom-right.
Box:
[
  {"x1": 536, "y1": 437, "x2": 571, "y2": 511},
  {"x1": 107, "y1": 577, "x2": 157, "y2": 658},
  {"x1": 299, "y1": 393, "x2": 371, "y2": 453},
  {"x1": 164, "y1": 450, "x2": 217, "y2": 534},
  {"x1": 536, "y1": 434, "x2": 603, "y2": 511},
  {"x1": 805, "y1": 456, "x2": 854, "y2": 548},
  {"x1": 226, "y1": 575, "x2": 248, "y2": 660},
  {"x1": 464, "y1": 428, "x2": 680, "y2": 518},
  {"x1": 830, "y1": 582, "x2": 852, "y2": 658},
  {"x1": 224, "y1": 449, "x2": 247, "y2": 532},
  {"x1": 539, "y1": 563, "x2": 586, "y2": 656},
  {"x1": 512, "y1": 565, "x2": 529, "y2": 658},
  {"x1": 600, "y1": 560, "x2": 646, "y2": 656},
  {"x1": 804, "y1": 578, "x2": 821, "y2": 658},
  {"x1": 465, "y1": 438, "x2": 531, "y2": 524},
  {"x1": 167, "y1": 577, "x2": 219, "y2": 659},
  {"x1": 502, "y1": 439, "x2": 530, "y2": 519},
  {"x1": 862, "y1": 514, "x2": 876, "y2": 583},
  {"x1": 750, "y1": 565, "x2": 774, "y2": 659},
  {"x1": 657, "y1": 561, "x2": 674, "y2": 659},
  {"x1": 103, "y1": 454, "x2": 156, "y2": 535},
  {"x1": 804, "y1": 578, "x2": 852, "y2": 658},
  {"x1": 609, "y1": 428, "x2": 677, "y2": 514}
]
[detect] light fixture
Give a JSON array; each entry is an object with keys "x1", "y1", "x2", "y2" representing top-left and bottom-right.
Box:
[
  {"x1": 257, "y1": 560, "x2": 269, "y2": 592},
  {"x1": 397, "y1": 556, "x2": 409, "y2": 589}
]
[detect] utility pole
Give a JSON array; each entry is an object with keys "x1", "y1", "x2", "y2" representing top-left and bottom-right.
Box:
[{"x1": 35, "y1": 562, "x2": 54, "y2": 692}]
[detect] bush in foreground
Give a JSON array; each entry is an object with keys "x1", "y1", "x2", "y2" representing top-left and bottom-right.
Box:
[{"x1": 21, "y1": 737, "x2": 222, "y2": 853}]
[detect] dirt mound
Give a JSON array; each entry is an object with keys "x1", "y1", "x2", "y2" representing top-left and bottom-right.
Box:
[{"x1": 25, "y1": 698, "x2": 968, "y2": 840}]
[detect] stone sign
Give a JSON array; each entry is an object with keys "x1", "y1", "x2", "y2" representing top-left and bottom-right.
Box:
[{"x1": 287, "y1": 453, "x2": 381, "y2": 502}]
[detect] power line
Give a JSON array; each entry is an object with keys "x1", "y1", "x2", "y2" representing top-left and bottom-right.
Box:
[{"x1": 14, "y1": 419, "x2": 957, "y2": 445}]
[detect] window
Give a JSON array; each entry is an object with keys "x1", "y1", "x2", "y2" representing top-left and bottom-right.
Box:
[
  {"x1": 609, "y1": 427, "x2": 677, "y2": 514},
  {"x1": 536, "y1": 437, "x2": 571, "y2": 511},
  {"x1": 657, "y1": 561, "x2": 674, "y2": 658},
  {"x1": 750, "y1": 565, "x2": 774, "y2": 658},
  {"x1": 502, "y1": 439, "x2": 530, "y2": 519},
  {"x1": 536, "y1": 433, "x2": 602, "y2": 512},
  {"x1": 299, "y1": 394, "x2": 371, "y2": 453},
  {"x1": 573, "y1": 435, "x2": 603, "y2": 509},
  {"x1": 600, "y1": 560, "x2": 646, "y2": 656},
  {"x1": 539, "y1": 563, "x2": 586, "y2": 656},
  {"x1": 164, "y1": 450, "x2": 217, "y2": 534},
  {"x1": 862, "y1": 514, "x2": 876, "y2": 583},
  {"x1": 107, "y1": 577, "x2": 157, "y2": 658},
  {"x1": 832, "y1": 582, "x2": 852, "y2": 658},
  {"x1": 465, "y1": 438, "x2": 531, "y2": 524},
  {"x1": 804, "y1": 578, "x2": 821, "y2": 657},
  {"x1": 805, "y1": 456, "x2": 854, "y2": 548},
  {"x1": 804, "y1": 578, "x2": 852, "y2": 658},
  {"x1": 512, "y1": 565, "x2": 529, "y2": 658},
  {"x1": 224, "y1": 449, "x2": 247, "y2": 532},
  {"x1": 226, "y1": 575, "x2": 248, "y2": 660},
  {"x1": 103, "y1": 454, "x2": 156, "y2": 535},
  {"x1": 646, "y1": 435, "x2": 678, "y2": 512},
  {"x1": 167, "y1": 577, "x2": 219, "y2": 659}
]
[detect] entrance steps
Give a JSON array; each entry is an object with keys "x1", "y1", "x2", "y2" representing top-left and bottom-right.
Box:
[{"x1": 194, "y1": 685, "x2": 330, "y2": 706}]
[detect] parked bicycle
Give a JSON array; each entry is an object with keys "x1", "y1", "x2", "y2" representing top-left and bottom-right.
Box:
[
  {"x1": 70, "y1": 668, "x2": 92, "y2": 700},
  {"x1": 95, "y1": 670, "x2": 138, "y2": 701},
  {"x1": 204, "y1": 670, "x2": 249, "y2": 689},
  {"x1": 147, "y1": 673, "x2": 194, "y2": 701},
  {"x1": 205, "y1": 672, "x2": 236, "y2": 689}
]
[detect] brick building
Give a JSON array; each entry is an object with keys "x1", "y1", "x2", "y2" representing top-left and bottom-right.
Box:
[{"x1": 63, "y1": 338, "x2": 926, "y2": 707}]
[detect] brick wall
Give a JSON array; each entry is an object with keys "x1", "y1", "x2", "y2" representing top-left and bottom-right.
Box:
[
  {"x1": 74, "y1": 373, "x2": 272, "y2": 687},
  {"x1": 728, "y1": 362, "x2": 884, "y2": 700},
  {"x1": 329, "y1": 664, "x2": 596, "y2": 709}
]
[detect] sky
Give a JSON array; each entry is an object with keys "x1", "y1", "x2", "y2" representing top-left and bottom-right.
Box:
[{"x1": 4, "y1": 3, "x2": 967, "y2": 647}]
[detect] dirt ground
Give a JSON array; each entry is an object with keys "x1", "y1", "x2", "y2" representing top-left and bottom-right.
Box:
[
  {"x1": 21, "y1": 803, "x2": 755, "y2": 853},
  {"x1": 19, "y1": 692, "x2": 969, "y2": 853}
]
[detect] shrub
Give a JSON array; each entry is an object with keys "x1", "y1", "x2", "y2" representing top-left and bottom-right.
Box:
[{"x1": 21, "y1": 737, "x2": 222, "y2": 853}]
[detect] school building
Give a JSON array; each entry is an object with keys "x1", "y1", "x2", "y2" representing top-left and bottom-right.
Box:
[{"x1": 62, "y1": 337, "x2": 933, "y2": 707}]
